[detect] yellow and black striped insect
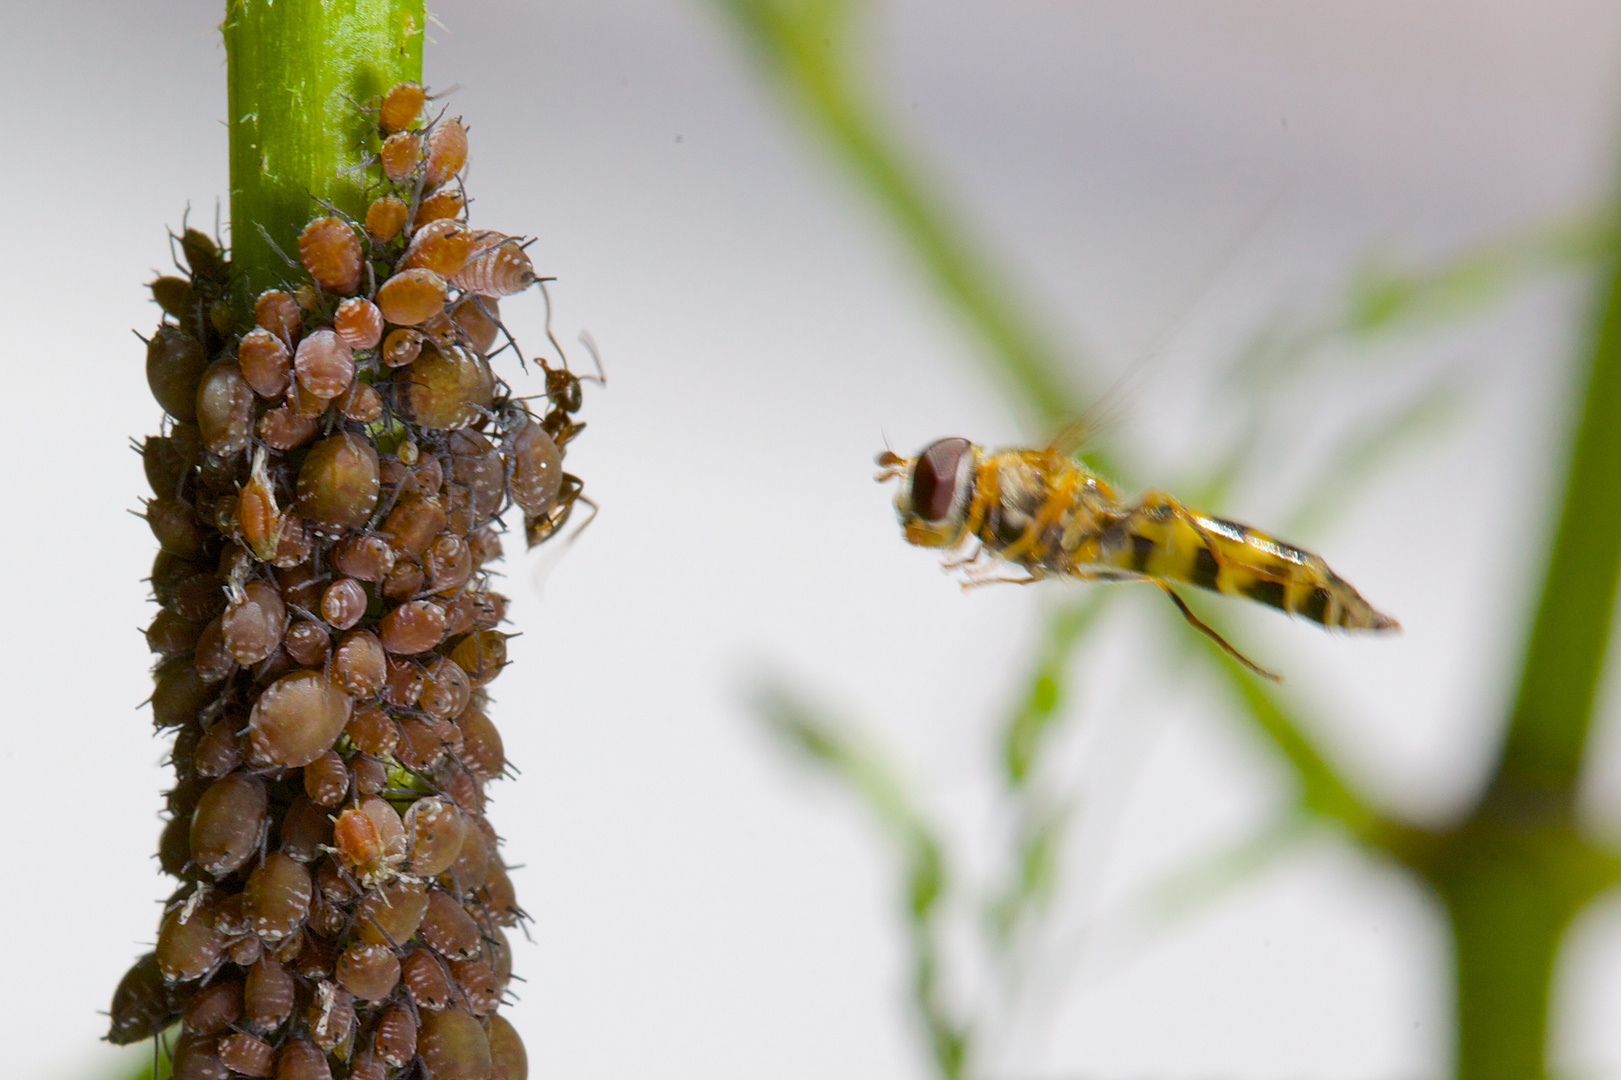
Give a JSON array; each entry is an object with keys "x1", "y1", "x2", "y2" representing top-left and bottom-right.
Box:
[{"x1": 877, "y1": 430, "x2": 1398, "y2": 680}]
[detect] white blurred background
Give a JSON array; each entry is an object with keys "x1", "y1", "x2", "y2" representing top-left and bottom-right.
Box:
[{"x1": 5, "y1": 2, "x2": 1621, "y2": 1077}]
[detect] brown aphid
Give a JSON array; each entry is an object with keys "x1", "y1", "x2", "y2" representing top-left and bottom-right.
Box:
[
  {"x1": 228, "y1": 934, "x2": 264, "y2": 967},
  {"x1": 444, "y1": 825, "x2": 490, "y2": 896},
  {"x1": 336, "y1": 942, "x2": 401, "y2": 1001},
  {"x1": 357, "y1": 877, "x2": 429, "y2": 947},
  {"x1": 258, "y1": 406, "x2": 319, "y2": 452},
  {"x1": 182, "y1": 977, "x2": 243, "y2": 1036},
  {"x1": 469, "y1": 528, "x2": 503, "y2": 567},
  {"x1": 441, "y1": 593, "x2": 480, "y2": 637},
  {"x1": 334, "y1": 534, "x2": 397, "y2": 582},
  {"x1": 320, "y1": 578, "x2": 368, "y2": 630},
  {"x1": 374, "y1": 1002, "x2": 419, "y2": 1068},
  {"x1": 418, "y1": 1007, "x2": 491, "y2": 1080},
  {"x1": 293, "y1": 329, "x2": 355, "y2": 401},
  {"x1": 380, "y1": 599, "x2": 448, "y2": 655},
  {"x1": 448, "y1": 297, "x2": 499, "y2": 357},
  {"x1": 285, "y1": 376, "x2": 330, "y2": 419},
  {"x1": 445, "y1": 431, "x2": 506, "y2": 532},
  {"x1": 196, "y1": 361, "x2": 254, "y2": 457},
  {"x1": 334, "y1": 797, "x2": 407, "y2": 883},
  {"x1": 400, "y1": 948, "x2": 454, "y2": 1012},
  {"x1": 365, "y1": 195, "x2": 410, "y2": 242},
  {"x1": 107, "y1": 954, "x2": 175, "y2": 1044},
  {"x1": 507, "y1": 420, "x2": 564, "y2": 518},
  {"x1": 247, "y1": 669, "x2": 352, "y2": 768},
  {"x1": 381, "y1": 558, "x2": 426, "y2": 600},
  {"x1": 420, "y1": 656, "x2": 473, "y2": 721},
  {"x1": 192, "y1": 617, "x2": 234, "y2": 683},
  {"x1": 141, "y1": 428, "x2": 198, "y2": 498},
  {"x1": 486, "y1": 1013, "x2": 528, "y2": 1080},
  {"x1": 222, "y1": 579, "x2": 286, "y2": 664},
  {"x1": 451, "y1": 632, "x2": 507, "y2": 689},
  {"x1": 271, "y1": 514, "x2": 313, "y2": 569},
  {"x1": 420, "y1": 306, "x2": 458, "y2": 347},
  {"x1": 171, "y1": 1031, "x2": 230, "y2": 1080},
  {"x1": 209, "y1": 891, "x2": 252, "y2": 937},
  {"x1": 283, "y1": 620, "x2": 331, "y2": 667},
  {"x1": 332, "y1": 297, "x2": 383, "y2": 351},
  {"x1": 396, "y1": 718, "x2": 448, "y2": 772},
  {"x1": 303, "y1": 750, "x2": 351, "y2": 807},
  {"x1": 278, "y1": 795, "x2": 332, "y2": 863},
  {"x1": 151, "y1": 659, "x2": 210, "y2": 728},
  {"x1": 272, "y1": 1039, "x2": 331, "y2": 1080},
  {"x1": 158, "y1": 811, "x2": 192, "y2": 878},
  {"x1": 254, "y1": 290, "x2": 303, "y2": 345},
  {"x1": 147, "y1": 608, "x2": 203, "y2": 656},
  {"x1": 382, "y1": 326, "x2": 425, "y2": 368},
  {"x1": 415, "y1": 187, "x2": 465, "y2": 228},
  {"x1": 340, "y1": 381, "x2": 385, "y2": 424},
  {"x1": 382, "y1": 655, "x2": 426, "y2": 707},
  {"x1": 398, "y1": 219, "x2": 476, "y2": 277},
  {"x1": 377, "y1": 267, "x2": 449, "y2": 326},
  {"x1": 238, "y1": 328, "x2": 292, "y2": 398},
  {"x1": 156, "y1": 904, "x2": 227, "y2": 983},
  {"x1": 243, "y1": 956, "x2": 295, "y2": 1032},
  {"x1": 346, "y1": 703, "x2": 399, "y2": 757},
  {"x1": 298, "y1": 217, "x2": 363, "y2": 296},
  {"x1": 191, "y1": 773, "x2": 268, "y2": 878},
  {"x1": 146, "y1": 497, "x2": 206, "y2": 558},
  {"x1": 380, "y1": 80, "x2": 427, "y2": 133},
  {"x1": 297, "y1": 433, "x2": 380, "y2": 532},
  {"x1": 424, "y1": 118, "x2": 469, "y2": 188},
  {"x1": 245, "y1": 854, "x2": 314, "y2": 942},
  {"x1": 218, "y1": 1033, "x2": 276, "y2": 1078},
  {"x1": 424, "y1": 532, "x2": 473, "y2": 595},
  {"x1": 151, "y1": 274, "x2": 195, "y2": 319},
  {"x1": 380, "y1": 130, "x2": 422, "y2": 182},
  {"x1": 147, "y1": 325, "x2": 209, "y2": 423},
  {"x1": 347, "y1": 1052, "x2": 388, "y2": 1080},
  {"x1": 481, "y1": 860, "x2": 521, "y2": 926},
  {"x1": 452, "y1": 237, "x2": 535, "y2": 297},
  {"x1": 450, "y1": 959, "x2": 502, "y2": 1017},
  {"x1": 331, "y1": 629, "x2": 387, "y2": 696},
  {"x1": 382, "y1": 493, "x2": 449, "y2": 557},
  {"x1": 180, "y1": 228, "x2": 227, "y2": 281},
  {"x1": 405, "y1": 344, "x2": 495, "y2": 431},
  {"x1": 420, "y1": 890, "x2": 483, "y2": 961},
  {"x1": 165, "y1": 572, "x2": 227, "y2": 625},
  {"x1": 404, "y1": 797, "x2": 466, "y2": 876},
  {"x1": 352, "y1": 754, "x2": 389, "y2": 796},
  {"x1": 308, "y1": 982, "x2": 357, "y2": 1052},
  {"x1": 193, "y1": 721, "x2": 243, "y2": 778}
]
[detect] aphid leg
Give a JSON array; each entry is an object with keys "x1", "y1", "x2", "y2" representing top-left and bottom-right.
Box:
[{"x1": 1154, "y1": 582, "x2": 1281, "y2": 682}]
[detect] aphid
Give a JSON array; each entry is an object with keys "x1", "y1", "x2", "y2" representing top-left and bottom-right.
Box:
[
  {"x1": 486, "y1": 1013, "x2": 528, "y2": 1080},
  {"x1": 146, "y1": 497, "x2": 206, "y2": 558},
  {"x1": 237, "y1": 327, "x2": 292, "y2": 398},
  {"x1": 195, "y1": 361, "x2": 254, "y2": 457},
  {"x1": 424, "y1": 531, "x2": 473, "y2": 594},
  {"x1": 450, "y1": 958, "x2": 502, "y2": 1016},
  {"x1": 383, "y1": 493, "x2": 449, "y2": 556},
  {"x1": 258, "y1": 406, "x2": 319, "y2": 451},
  {"x1": 505, "y1": 418, "x2": 563, "y2": 518},
  {"x1": 146, "y1": 326, "x2": 208, "y2": 423},
  {"x1": 244, "y1": 853, "x2": 313, "y2": 941},
  {"x1": 420, "y1": 889, "x2": 483, "y2": 959},
  {"x1": 156, "y1": 903, "x2": 227, "y2": 983},
  {"x1": 341, "y1": 381, "x2": 385, "y2": 423},
  {"x1": 453, "y1": 702, "x2": 505, "y2": 780},
  {"x1": 303, "y1": 750, "x2": 351, "y2": 807},
  {"x1": 336, "y1": 942, "x2": 401, "y2": 1001},
  {"x1": 373, "y1": 1002, "x2": 419, "y2": 1067},
  {"x1": 150, "y1": 275, "x2": 195, "y2": 320},
  {"x1": 170, "y1": 1031, "x2": 230, "y2": 1080},
  {"x1": 332, "y1": 630, "x2": 388, "y2": 696},
  {"x1": 878, "y1": 433, "x2": 1400, "y2": 680},
  {"x1": 396, "y1": 717, "x2": 451, "y2": 770},
  {"x1": 450, "y1": 236, "x2": 535, "y2": 297},
  {"x1": 246, "y1": 669, "x2": 352, "y2": 767},
  {"x1": 356, "y1": 878, "x2": 429, "y2": 946},
  {"x1": 445, "y1": 820, "x2": 491, "y2": 891},
  {"x1": 403, "y1": 344, "x2": 495, "y2": 431},
  {"x1": 379, "y1": 80, "x2": 427, "y2": 134},
  {"x1": 334, "y1": 533, "x2": 397, "y2": 581},
  {"x1": 418, "y1": 1007, "x2": 491, "y2": 1080},
  {"x1": 293, "y1": 329, "x2": 355, "y2": 400},
  {"x1": 190, "y1": 773, "x2": 268, "y2": 878},
  {"x1": 216, "y1": 1033, "x2": 275, "y2": 1078},
  {"x1": 379, "y1": 599, "x2": 447, "y2": 654},
  {"x1": 404, "y1": 797, "x2": 465, "y2": 876},
  {"x1": 221, "y1": 579, "x2": 286, "y2": 663},
  {"x1": 419, "y1": 655, "x2": 472, "y2": 720},
  {"x1": 400, "y1": 947, "x2": 454, "y2": 1011},
  {"x1": 278, "y1": 796, "x2": 333, "y2": 863},
  {"x1": 253, "y1": 289, "x2": 303, "y2": 345},
  {"x1": 398, "y1": 219, "x2": 476, "y2": 277},
  {"x1": 296, "y1": 433, "x2": 380, "y2": 531},
  {"x1": 376, "y1": 267, "x2": 449, "y2": 325},
  {"x1": 414, "y1": 188, "x2": 465, "y2": 228},
  {"x1": 107, "y1": 954, "x2": 177, "y2": 1044},
  {"x1": 380, "y1": 130, "x2": 422, "y2": 182},
  {"x1": 450, "y1": 295, "x2": 500, "y2": 354},
  {"x1": 333, "y1": 296, "x2": 384, "y2": 349},
  {"x1": 320, "y1": 578, "x2": 368, "y2": 630},
  {"x1": 182, "y1": 977, "x2": 243, "y2": 1036},
  {"x1": 273, "y1": 1039, "x2": 330, "y2": 1080},
  {"x1": 383, "y1": 326, "x2": 425, "y2": 368},
  {"x1": 180, "y1": 228, "x2": 228, "y2": 282},
  {"x1": 423, "y1": 117, "x2": 469, "y2": 187},
  {"x1": 346, "y1": 704, "x2": 400, "y2": 757},
  {"x1": 365, "y1": 195, "x2": 410, "y2": 243},
  {"x1": 298, "y1": 216, "x2": 363, "y2": 296},
  {"x1": 192, "y1": 617, "x2": 234, "y2": 683},
  {"x1": 243, "y1": 956, "x2": 295, "y2": 1031}
]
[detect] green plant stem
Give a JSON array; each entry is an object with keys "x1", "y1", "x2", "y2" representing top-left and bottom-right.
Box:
[{"x1": 224, "y1": 0, "x2": 424, "y2": 296}]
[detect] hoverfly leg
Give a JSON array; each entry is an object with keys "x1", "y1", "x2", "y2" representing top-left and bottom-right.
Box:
[{"x1": 1154, "y1": 582, "x2": 1281, "y2": 682}]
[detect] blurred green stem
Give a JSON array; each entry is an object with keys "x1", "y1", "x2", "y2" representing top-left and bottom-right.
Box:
[{"x1": 225, "y1": 0, "x2": 424, "y2": 296}]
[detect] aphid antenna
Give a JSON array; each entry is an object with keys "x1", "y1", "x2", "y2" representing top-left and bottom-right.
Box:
[{"x1": 254, "y1": 222, "x2": 303, "y2": 273}]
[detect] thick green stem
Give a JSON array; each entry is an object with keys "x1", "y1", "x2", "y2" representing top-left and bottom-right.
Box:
[{"x1": 224, "y1": 0, "x2": 425, "y2": 296}]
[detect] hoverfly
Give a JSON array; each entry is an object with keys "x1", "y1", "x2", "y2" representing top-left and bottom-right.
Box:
[{"x1": 877, "y1": 430, "x2": 1397, "y2": 680}]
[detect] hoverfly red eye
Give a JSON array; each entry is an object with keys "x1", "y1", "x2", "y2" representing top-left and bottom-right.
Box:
[{"x1": 912, "y1": 438, "x2": 970, "y2": 521}]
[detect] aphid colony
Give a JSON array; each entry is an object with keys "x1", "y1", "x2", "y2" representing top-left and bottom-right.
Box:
[{"x1": 108, "y1": 82, "x2": 582, "y2": 1080}]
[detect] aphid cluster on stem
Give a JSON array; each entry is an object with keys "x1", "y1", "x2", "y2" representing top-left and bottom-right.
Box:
[{"x1": 111, "y1": 81, "x2": 586, "y2": 1080}]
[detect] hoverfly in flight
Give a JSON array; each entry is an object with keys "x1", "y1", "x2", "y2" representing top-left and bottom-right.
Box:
[{"x1": 877, "y1": 429, "x2": 1397, "y2": 680}]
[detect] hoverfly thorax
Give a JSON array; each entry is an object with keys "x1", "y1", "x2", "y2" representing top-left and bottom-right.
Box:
[{"x1": 894, "y1": 437, "x2": 979, "y2": 548}]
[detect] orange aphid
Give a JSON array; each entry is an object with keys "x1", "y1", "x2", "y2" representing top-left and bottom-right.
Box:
[
  {"x1": 450, "y1": 296, "x2": 500, "y2": 354},
  {"x1": 294, "y1": 329, "x2": 355, "y2": 400},
  {"x1": 377, "y1": 269, "x2": 448, "y2": 326},
  {"x1": 254, "y1": 289, "x2": 302, "y2": 344},
  {"x1": 379, "y1": 81, "x2": 427, "y2": 134},
  {"x1": 424, "y1": 118, "x2": 468, "y2": 187},
  {"x1": 398, "y1": 219, "x2": 475, "y2": 278},
  {"x1": 237, "y1": 327, "x2": 292, "y2": 398},
  {"x1": 413, "y1": 188, "x2": 465, "y2": 229},
  {"x1": 298, "y1": 217, "x2": 364, "y2": 295},
  {"x1": 334, "y1": 297, "x2": 384, "y2": 349},
  {"x1": 451, "y1": 237, "x2": 535, "y2": 297},
  {"x1": 380, "y1": 131, "x2": 421, "y2": 183},
  {"x1": 365, "y1": 196, "x2": 410, "y2": 242},
  {"x1": 383, "y1": 327, "x2": 424, "y2": 368}
]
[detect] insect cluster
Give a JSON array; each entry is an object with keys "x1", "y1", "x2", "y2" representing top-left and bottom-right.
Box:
[{"x1": 108, "y1": 82, "x2": 585, "y2": 1080}]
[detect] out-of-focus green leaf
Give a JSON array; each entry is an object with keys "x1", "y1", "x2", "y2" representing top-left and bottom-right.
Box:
[
  {"x1": 1145, "y1": 814, "x2": 1311, "y2": 924},
  {"x1": 1002, "y1": 598, "x2": 1108, "y2": 786}
]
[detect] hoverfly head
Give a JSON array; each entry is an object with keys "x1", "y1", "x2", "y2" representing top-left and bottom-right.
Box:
[{"x1": 890, "y1": 437, "x2": 977, "y2": 548}]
